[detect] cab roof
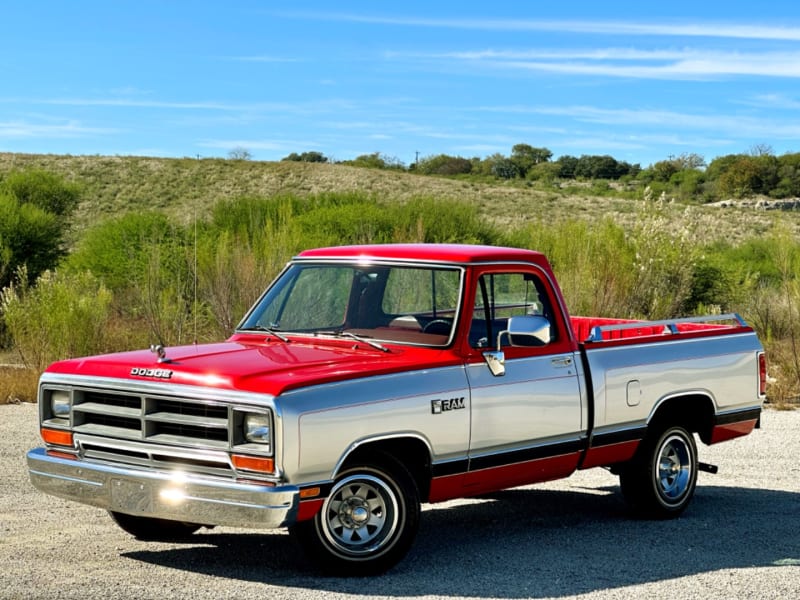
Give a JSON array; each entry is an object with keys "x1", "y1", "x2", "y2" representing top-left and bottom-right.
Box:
[{"x1": 296, "y1": 243, "x2": 547, "y2": 265}]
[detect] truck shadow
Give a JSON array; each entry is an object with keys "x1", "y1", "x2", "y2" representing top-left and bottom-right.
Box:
[{"x1": 122, "y1": 484, "x2": 800, "y2": 598}]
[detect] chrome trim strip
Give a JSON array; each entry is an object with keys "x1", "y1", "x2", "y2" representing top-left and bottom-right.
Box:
[
  {"x1": 38, "y1": 373, "x2": 277, "y2": 409},
  {"x1": 585, "y1": 313, "x2": 748, "y2": 342}
]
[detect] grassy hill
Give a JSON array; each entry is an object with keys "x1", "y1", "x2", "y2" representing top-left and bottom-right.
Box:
[
  {"x1": 0, "y1": 152, "x2": 789, "y2": 244},
  {"x1": 3, "y1": 152, "x2": 800, "y2": 406}
]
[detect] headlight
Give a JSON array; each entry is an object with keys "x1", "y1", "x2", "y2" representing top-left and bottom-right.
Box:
[
  {"x1": 244, "y1": 413, "x2": 271, "y2": 445},
  {"x1": 50, "y1": 390, "x2": 71, "y2": 419}
]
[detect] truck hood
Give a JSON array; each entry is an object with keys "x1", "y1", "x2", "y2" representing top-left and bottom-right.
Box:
[{"x1": 45, "y1": 335, "x2": 460, "y2": 396}]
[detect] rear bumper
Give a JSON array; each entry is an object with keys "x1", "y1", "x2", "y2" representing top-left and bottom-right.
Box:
[{"x1": 27, "y1": 447, "x2": 299, "y2": 528}]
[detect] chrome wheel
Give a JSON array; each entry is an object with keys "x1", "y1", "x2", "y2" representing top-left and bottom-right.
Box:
[
  {"x1": 321, "y1": 474, "x2": 398, "y2": 556},
  {"x1": 656, "y1": 434, "x2": 693, "y2": 504},
  {"x1": 619, "y1": 425, "x2": 697, "y2": 519},
  {"x1": 289, "y1": 455, "x2": 420, "y2": 575}
]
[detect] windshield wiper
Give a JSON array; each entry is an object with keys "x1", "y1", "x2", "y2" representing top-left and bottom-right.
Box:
[
  {"x1": 314, "y1": 330, "x2": 389, "y2": 353},
  {"x1": 338, "y1": 331, "x2": 389, "y2": 353},
  {"x1": 240, "y1": 324, "x2": 290, "y2": 343}
]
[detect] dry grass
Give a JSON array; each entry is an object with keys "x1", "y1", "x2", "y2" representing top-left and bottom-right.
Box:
[
  {"x1": 0, "y1": 366, "x2": 38, "y2": 404},
  {"x1": 2, "y1": 152, "x2": 798, "y2": 244},
  {"x1": 2, "y1": 152, "x2": 800, "y2": 407}
]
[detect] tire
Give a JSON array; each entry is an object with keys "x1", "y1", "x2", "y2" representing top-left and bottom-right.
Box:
[
  {"x1": 290, "y1": 455, "x2": 420, "y2": 575},
  {"x1": 108, "y1": 511, "x2": 203, "y2": 541},
  {"x1": 619, "y1": 425, "x2": 698, "y2": 519}
]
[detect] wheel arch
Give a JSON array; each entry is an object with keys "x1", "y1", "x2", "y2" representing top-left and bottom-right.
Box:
[
  {"x1": 647, "y1": 391, "x2": 716, "y2": 444},
  {"x1": 335, "y1": 434, "x2": 433, "y2": 501}
]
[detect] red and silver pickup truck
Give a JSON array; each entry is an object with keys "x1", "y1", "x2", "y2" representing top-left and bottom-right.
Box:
[{"x1": 28, "y1": 244, "x2": 766, "y2": 574}]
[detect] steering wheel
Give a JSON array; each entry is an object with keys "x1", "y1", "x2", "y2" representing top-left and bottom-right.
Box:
[{"x1": 422, "y1": 319, "x2": 451, "y2": 334}]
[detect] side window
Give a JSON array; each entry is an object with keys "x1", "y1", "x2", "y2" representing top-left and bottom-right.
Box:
[
  {"x1": 469, "y1": 272, "x2": 555, "y2": 348},
  {"x1": 382, "y1": 268, "x2": 460, "y2": 316}
]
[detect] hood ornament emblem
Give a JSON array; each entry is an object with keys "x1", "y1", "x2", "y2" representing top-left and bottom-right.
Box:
[{"x1": 150, "y1": 344, "x2": 170, "y2": 363}]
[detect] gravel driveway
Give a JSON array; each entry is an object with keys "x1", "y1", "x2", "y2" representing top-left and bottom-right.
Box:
[{"x1": 2, "y1": 402, "x2": 798, "y2": 599}]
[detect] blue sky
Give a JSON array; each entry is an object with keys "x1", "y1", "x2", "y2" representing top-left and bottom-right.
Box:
[{"x1": 3, "y1": 1, "x2": 800, "y2": 167}]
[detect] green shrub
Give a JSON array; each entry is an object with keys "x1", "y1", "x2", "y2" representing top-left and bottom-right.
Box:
[
  {"x1": 391, "y1": 197, "x2": 500, "y2": 245},
  {"x1": 507, "y1": 218, "x2": 634, "y2": 317},
  {"x1": 1, "y1": 269, "x2": 113, "y2": 371},
  {"x1": 0, "y1": 169, "x2": 81, "y2": 216},
  {"x1": 0, "y1": 192, "x2": 66, "y2": 288},
  {"x1": 66, "y1": 211, "x2": 185, "y2": 293}
]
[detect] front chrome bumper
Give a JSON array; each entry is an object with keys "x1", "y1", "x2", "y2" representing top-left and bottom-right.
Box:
[{"x1": 27, "y1": 448, "x2": 299, "y2": 529}]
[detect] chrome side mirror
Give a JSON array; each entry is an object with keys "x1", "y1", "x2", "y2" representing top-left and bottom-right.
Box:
[
  {"x1": 498, "y1": 315, "x2": 551, "y2": 349},
  {"x1": 483, "y1": 315, "x2": 552, "y2": 377}
]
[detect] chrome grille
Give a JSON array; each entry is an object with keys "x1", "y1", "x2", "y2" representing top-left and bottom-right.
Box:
[
  {"x1": 39, "y1": 376, "x2": 276, "y2": 480},
  {"x1": 71, "y1": 389, "x2": 233, "y2": 450}
]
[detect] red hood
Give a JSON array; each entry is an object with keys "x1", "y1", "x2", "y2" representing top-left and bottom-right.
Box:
[{"x1": 45, "y1": 334, "x2": 461, "y2": 396}]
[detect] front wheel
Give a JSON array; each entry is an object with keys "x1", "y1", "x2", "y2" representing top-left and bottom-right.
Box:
[
  {"x1": 619, "y1": 425, "x2": 698, "y2": 519},
  {"x1": 290, "y1": 455, "x2": 420, "y2": 575}
]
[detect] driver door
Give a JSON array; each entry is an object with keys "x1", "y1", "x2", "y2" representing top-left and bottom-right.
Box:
[{"x1": 464, "y1": 269, "x2": 584, "y2": 494}]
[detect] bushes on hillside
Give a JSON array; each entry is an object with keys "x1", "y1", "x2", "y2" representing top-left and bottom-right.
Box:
[
  {"x1": 0, "y1": 170, "x2": 79, "y2": 289},
  {"x1": 4, "y1": 185, "x2": 800, "y2": 403},
  {"x1": 1, "y1": 269, "x2": 113, "y2": 371}
]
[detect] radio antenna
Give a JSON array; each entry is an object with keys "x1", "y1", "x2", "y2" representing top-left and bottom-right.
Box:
[{"x1": 193, "y1": 203, "x2": 198, "y2": 345}]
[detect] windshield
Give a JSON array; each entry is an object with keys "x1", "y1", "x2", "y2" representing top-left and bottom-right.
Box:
[{"x1": 238, "y1": 262, "x2": 463, "y2": 347}]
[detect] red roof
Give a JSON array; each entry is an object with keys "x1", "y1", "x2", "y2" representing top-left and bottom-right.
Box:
[{"x1": 296, "y1": 243, "x2": 546, "y2": 264}]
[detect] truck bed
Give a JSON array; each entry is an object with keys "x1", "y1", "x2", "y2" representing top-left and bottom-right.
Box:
[{"x1": 571, "y1": 314, "x2": 744, "y2": 344}]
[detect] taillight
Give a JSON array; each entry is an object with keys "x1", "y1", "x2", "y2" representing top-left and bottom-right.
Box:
[{"x1": 758, "y1": 352, "x2": 767, "y2": 396}]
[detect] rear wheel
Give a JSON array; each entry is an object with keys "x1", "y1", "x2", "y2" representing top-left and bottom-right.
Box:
[
  {"x1": 108, "y1": 511, "x2": 203, "y2": 541},
  {"x1": 290, "y1": 455, "x2": 420, "y2": 575},
  {"x1": 619, "y1": 425, "x2": 698, "y2": 519}
]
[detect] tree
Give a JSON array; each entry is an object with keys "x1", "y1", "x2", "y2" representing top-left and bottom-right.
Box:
[
  {"x1": 228, "y1": 147, "x2": 253, "y2": 160},
  {"x1": 710, "y1": 153, "x2": 779, "y2": 198},
  {"x1": 773, "y1": 153, "x2": 800, "y2": 198},
  {"x1": 342, "y1": 152, "x2": 403, "y2": 170},
  {"x1": 510, "y1": 144, "x2": 552, "y2": 177},
  {"x1": 491, "y1": 158, "x2": 519, "y2": 179},
  {"x1": 650, "y1": 159, "x2": 680, "y2": 183},
  {"x1": 556, "y1": 155, "x2": 579, "y2": 178},
  {"x1": 0, "y1": 193, "x2": 64, "y2": 289},
  {"x1": 416, "y1": 154, "x2": 472, "y2": 176},
  {"x1": 0, "y1": 169, "x2": 80, "y2": 216},
  {"x1": 0, "y1": 170, "x2": 80, "y2": 289},
  {"x1": 282, "y1": 151, "x2": 329, "y2": 163}
]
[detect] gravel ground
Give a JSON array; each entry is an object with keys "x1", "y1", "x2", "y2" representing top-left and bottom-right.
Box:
[{"x1": 1, "y1": 402, "x2": 798, "y2": 600}]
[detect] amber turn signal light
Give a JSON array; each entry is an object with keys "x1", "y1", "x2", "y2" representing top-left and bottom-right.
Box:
[
  {"x1": 41, "y1": 428, "x2": 74, "y2": 447},
  {"x1": 231, "y1": 454, "x2": 274, "y2": 474}
]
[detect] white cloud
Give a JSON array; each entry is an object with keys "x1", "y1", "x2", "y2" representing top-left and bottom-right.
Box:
[
  {"x1": 397, "y1": 48, "x2": 800, "y2": 80},
  {"x1": 744, "y1": 94, "x2": 800, "y2": 110},
  {"x1": 275, "y1": 12, "x2": 800, "y2": 41},
  {"x1": 481, "y1": 104, "x2": 800, "y2": 140},
  {"x1": 0, "y1": 119, "x2": 118, "y2": 139}
]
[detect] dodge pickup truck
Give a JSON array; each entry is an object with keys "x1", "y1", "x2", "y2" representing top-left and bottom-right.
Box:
[{"x1": 27, "y1": 244, "x2": 767, "y2": 574}]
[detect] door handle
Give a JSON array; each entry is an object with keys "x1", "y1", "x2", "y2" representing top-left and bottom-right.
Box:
[{"x1": 551, "y1": 356, "x2": 573, "y2": 368}]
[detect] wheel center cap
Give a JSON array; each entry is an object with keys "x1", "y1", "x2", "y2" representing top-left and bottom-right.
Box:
[{"x1": 351, "y1": 506, "x2": 369, "y2": 524}]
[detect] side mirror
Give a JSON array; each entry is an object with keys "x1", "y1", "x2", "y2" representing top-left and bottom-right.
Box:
[
  {"x1": 483, "y1": 316, "x2": 552, "y2": 377},
  {"x1": 497, "y1": 315, "x2": 551, "y2": 349}
]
